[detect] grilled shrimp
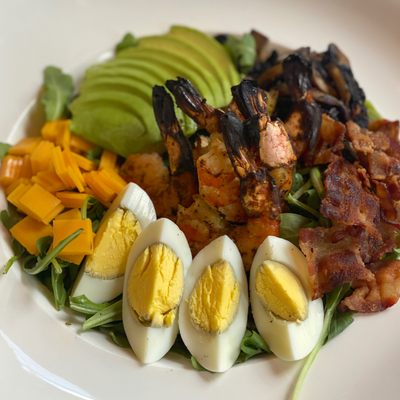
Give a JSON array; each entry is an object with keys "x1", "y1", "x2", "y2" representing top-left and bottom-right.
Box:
[
  {"x1": 120, "y1": 85, "x2": 198, "y2": 218},
  {"x1": 152, "y1": 85, "x2": 197, "y2": 207},
  {"x1": 167, "y1": 77, "x2": 247, "y2": 223},
  {"x1": 230, "y1": 79, "x2": 296, "y2": 193},
  {"x1": 120, "y1": 152, "x2": 179, "y2": 218},
  {"x1": 166, "y1": 77, "x2": 223, "y2": 135},
  {"x1": 220, "y1": 112, "x2": 280, "y2": 269},
  {"x1": 176, "y1": 195, "x2": 228, "y2": 255}
]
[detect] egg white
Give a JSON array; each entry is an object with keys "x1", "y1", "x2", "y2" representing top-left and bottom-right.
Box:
[
  {"x1": 71, "y1": 182, "x2": 157, "y2": 304},
  {"x1": 122, "y1": 218, "x2": 192, "y2": 364},
  {"x1": 250, "y1": 236, "x2": 324, "y2": 361},
  {"x1": 179, "y1": 235, "x2": 249, "y2": 372}
]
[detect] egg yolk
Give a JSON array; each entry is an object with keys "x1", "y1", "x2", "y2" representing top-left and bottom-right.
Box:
[
  {"x1": 127, "y1": 243, "x2": 183, "y2": 328},
  {"x1": 188, "y1": 259, "x2": 240, "y2": 334},
  {"x1": 85, "y1": 208, "x2": 141, "y2": 279},
  {"x1": 255, "y1": 260, "x2": 307, "y2": 321}
]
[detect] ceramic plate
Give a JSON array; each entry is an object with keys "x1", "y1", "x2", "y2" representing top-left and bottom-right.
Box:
[{"x1": 1, "y1": 1, "x2": 400, "y2": 399}]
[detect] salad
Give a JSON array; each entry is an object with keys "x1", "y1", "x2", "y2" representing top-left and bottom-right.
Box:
[{"x1": 0, "y1": 25, "x2": 399, "y2": 399}]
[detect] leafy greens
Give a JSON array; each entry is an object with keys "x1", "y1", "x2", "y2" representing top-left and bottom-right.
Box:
[
  {"x1": 41, "y1": 66, "x2": 74, "y2": 121},
  {"x1": 291, "y1": 284, "x2": 352, "y2": 400},
  {"x1": 222, "y1": 33, "x2": 257, "y2": 74}
]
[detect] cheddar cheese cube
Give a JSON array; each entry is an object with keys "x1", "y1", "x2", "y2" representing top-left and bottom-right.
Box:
[
  {"x1": 52, "y1": 219, "x2": 93, "y2": 257},
  {"x1": 10, "y1": 216, "x2": 53, "y2": 255}
]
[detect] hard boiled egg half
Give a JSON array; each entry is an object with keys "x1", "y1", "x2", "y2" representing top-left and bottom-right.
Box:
[
  {"x1": 179, "y1": 235, "x2": 249, "y2": 372},
  {"x1": 71, "y1": 182, "x2": 156, "y2": 303},
  {"x1": 122, "y1": 218, "x2": 192, "y2": 364},
  {"x1": 250, "y1": 236, "x2": 324, "y2": 361}
]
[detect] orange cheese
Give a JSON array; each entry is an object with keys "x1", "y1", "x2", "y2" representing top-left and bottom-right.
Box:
[
  {"x1": 99, "y1": 150, "x2": 118, "y2": 171},
  {"x1": 8, "y1": 137, "x2": 41, "y2": 156},
  {"x1": 70, "y1": 134, "x2": 94, "y2": 153},
  {"x1": 56, "y1": 191, "x2": 89, "y2": 208},
  {"x1": 63, "y1": 149, "x2": 85, "y2": 192},
  {"x1": 71, "y1": 152, "x2": 96, "y2": 171},
  {"x1": 83, "y1": 171, "x2": 115, "y2": 205},
  {"x1": 6, "y1": 181, "x2": 32, "y2": 209},
  {"x1": 41, "y1": 120, "x2": 70, "y2": 143},
  {"x1": 32, "y1": 170, "x2": 66, "y2": 192},
  {"x1": 54, "y1": 208, "x2": 82, "y2": 220},
  {"x1": 98, "y1": 168, "x2": 126, "y2": 194},
  {"x1": 10, "y1": 216, "x2": 53, "y2": 255},
  {"x1": 52, "y1": 219, "x2": 93, "y2": 257},
  {"x1": 17, "y1": 183, "x2": 63, "y2": 223},
  {"x1": 52, "y1": 146, "x2": 74, "y2": 188},
  {"x1": 59, "y1": 253, "x2": 85, "y2": 265},
  {"x1": 0, "y1": 155, "x2": 24, "y2": 187},
  {"x1": 30, "y1": 140, "x2": 55, "y2": 174}
]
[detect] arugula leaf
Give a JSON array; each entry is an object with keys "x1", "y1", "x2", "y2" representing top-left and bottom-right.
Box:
[
  {"x1": 100, "y1": 322, "x2": 130, "y2": 348},
  {"x1": 236, "y1": 330, "x2": 271, "y2": 363},
  {"x1": 280, "y1": 213, "x2": 316, "y2": 245},
  {"x1": 0, "y1": 143, "x2": 11, "y2": 161},
  {"x1": 223, "y1": 33, "x2": 257, "y2": 74},
  {"x1": 382, "y1": 248, "x2": 400, "y2": 261},
  {"x1": 51, "y1": 262, "x2": 67, "y2": 310},
  {"x1": 3, "y1": 255, "x2": 19, "y2": 274},
  {"x1": 84, "y1": 197, "x2": 106, "y2": 232},
  {"x1": 170, "y1": 335, "x2": 191, "y2": 359},
  {"x1": 291, "y1": 172, "x2": 305, "y2": 194},
  {"x1": 2, "y1": 239, "x2": 26, "y2": 274},
  {"x1": 286, "y1": 193, "x2": 323, "y2": 220},
  {"x1": 82, "y1": 299, "x2": 122, "y2": 331},
  {"x1": 41, "y1": 66, "x2": 74, "y2": 121},
  {"x1": 70, "y1": 294, "x2": 112, "y2": 315},
  {"x1": 191, "y1": 356, "x2": 209, "y2": 371},
  {"x1": 115, "y1": 33, "x2": 138, "y2": 54},
  {"x1": 310, "y1": 167, "x2": 324, "y2": 197},
  {"x1": 291, "y1": 284, "x2": 352, "y2": 400},
  {"x1": 291, "y1": 179, "x2": 312, "y2": 200},
  {"x1": 36, "y1": 236, "x2": 52, "y2": 256},
  {"x1": 24, "y1": 229, "x2": 82, "y2": 275},
  {"x1": 365, "y1": 100, "x2": 381, "y2": 122},
  {"x1": 326, "y1": 310, "x2": 354, "y2": 343},
  {"x1": 0, "y1": 205, "x2": 23, "y2": 230}
]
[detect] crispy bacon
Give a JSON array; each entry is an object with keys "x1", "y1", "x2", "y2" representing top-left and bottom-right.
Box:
[
  {"x1": 308, "y1": 113, "x2": 345, "y2": 165},
  {"x1": 320, "y1": 158, "x2": 381, "y2": 229},
  {"x1": 340, "y1": 260, "x2": 400, "y2": 312},
  {"x1": 299, "y1": 225, "x2": 374, "y2": 299},
  {"x1": 346, "y1": 120, "x2": 400, "y2": 225},
  {"x1": 300, "y1": 155, "x2": 398, "y2": 301}
]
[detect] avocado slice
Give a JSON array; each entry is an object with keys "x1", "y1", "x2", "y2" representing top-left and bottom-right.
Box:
[
  {"x1": 116, "y1": 47, "x2": 217, "y2": 106},
  {"x1": 85, "y1": 59, "x2": 169, "y2": 82},
  {"x1": 71, "y1": 26, "x2": 235, "y2": 156},
  {"x1": 169, "y1": 25, "x2": 240, "y2": 87},
  {"x1": 70, "y1": 90, "x2": 157, "y2": 134},
  {"x1": 82, "y1": 63, "x2": 196, "y2": 136},
  {"x1": 137, "y1": 35, "x2": 227, "y2": 107},
  {"x1": 80, "y1": 77, "x2": 153, "y2": 103},
  {"x1": 70, "y1": 106, "x2": 149, "y2": 156}
]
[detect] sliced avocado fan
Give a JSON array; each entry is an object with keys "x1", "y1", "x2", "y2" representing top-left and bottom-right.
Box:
[{"x1": 70, "y1": 26, "x2": 240, "y2": 156}]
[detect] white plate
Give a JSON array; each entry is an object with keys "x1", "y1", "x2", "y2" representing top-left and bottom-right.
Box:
[{"x1": 1, "y1": 1, "x2": 400, "y2": 399}]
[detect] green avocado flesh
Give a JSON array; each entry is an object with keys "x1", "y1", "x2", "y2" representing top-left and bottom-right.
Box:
[{"x1": 70, "y1": 26, "x2": 239, "y2": 156}]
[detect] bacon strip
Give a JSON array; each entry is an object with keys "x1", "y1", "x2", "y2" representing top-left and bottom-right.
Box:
[
  {"x1": 320, "y1": 158, "x2": 381, "y2": 229},
  {"x1": 299, "y1": 225, "x2": 374, "y2": 299},
  {"x1": 346, "y1": 120, "x2": 400, "y2": 225},
  {"x1": 340, "y1": 260, "x2": 400, "y2": 312}
]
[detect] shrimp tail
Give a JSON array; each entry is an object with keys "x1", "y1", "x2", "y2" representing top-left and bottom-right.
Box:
[
  {"x1": 220, "y1": 112, "x2": 280, "y2": 218},
  {"x1": 152, "y1": 85, "x2": 195, "y2": 176},
  {"x1": 166, "y1": 77, "x2": 223, "y2": 134},
  {"x1": 231, "y1": 79, "x2": 269, "y2": 118},
  {"x1": 152, "y1": 85, "x2": 197, "y2": 207}
]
